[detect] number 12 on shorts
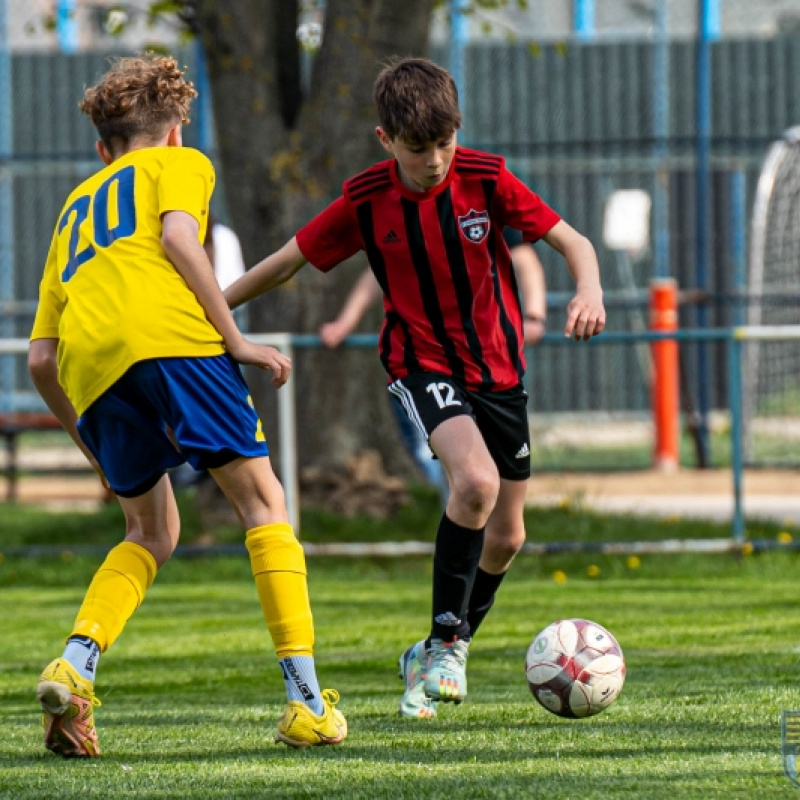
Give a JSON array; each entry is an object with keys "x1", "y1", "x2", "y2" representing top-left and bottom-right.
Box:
[{"x1": 426, "y1": 381, "x2": 462, "y2": 409}]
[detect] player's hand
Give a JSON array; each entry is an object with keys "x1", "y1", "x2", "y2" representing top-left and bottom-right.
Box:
[
  {"x1": 228, "y1": 341, "x2": 292, "y2": 387},
  {"x1": 564, "y1": 284, "x2": 606, "y2": 341},
  {"x1": 319, "y1": 320, "x2": 348, "y2": 348}
]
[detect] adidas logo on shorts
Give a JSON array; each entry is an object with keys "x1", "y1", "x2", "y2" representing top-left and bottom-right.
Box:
[{"x1": 515, "y1": 443, "x2": 530, "y2": 459}]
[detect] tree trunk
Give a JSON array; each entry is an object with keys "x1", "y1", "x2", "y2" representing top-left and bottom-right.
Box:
[{"x1": 193, "y1": 0, "x2": 436, "y2": 478}]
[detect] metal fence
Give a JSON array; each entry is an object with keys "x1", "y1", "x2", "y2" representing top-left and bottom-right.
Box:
[
  {"x1": 4, "y1": 8, "x2": 800, "y2": 472},
  {"x1": 7, "y1": 322, "x2": 798, "y2": 545}
]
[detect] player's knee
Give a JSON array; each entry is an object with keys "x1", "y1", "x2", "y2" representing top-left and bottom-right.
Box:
[
  {"x1": 452, "y1": 467, "x2": 500, "y2": 517},
  {"x1": 124, "y1": 518, "x2": 179, "y2": 567},
  {"x1": 497, "y1": 529, "x2": 526, "y2": 562}
]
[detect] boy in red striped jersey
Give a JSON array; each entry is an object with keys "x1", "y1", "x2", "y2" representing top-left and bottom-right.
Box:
[{"x1": 225, "y1": 56, "x2": 605, "y2": 719}]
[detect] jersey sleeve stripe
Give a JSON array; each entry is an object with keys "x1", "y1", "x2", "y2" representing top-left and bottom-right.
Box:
[{"x1": 349, "y1": 180, "x2": 393, "y2": 202}]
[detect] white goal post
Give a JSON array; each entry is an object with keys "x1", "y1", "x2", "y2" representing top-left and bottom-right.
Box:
[{"x1": 745, "y1": 126, "x2": 800, "y2": 463}]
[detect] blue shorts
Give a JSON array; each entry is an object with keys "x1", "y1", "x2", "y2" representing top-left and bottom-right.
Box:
[{"x1": 77, "y1": 354, "x2": 269, "y2": 497}]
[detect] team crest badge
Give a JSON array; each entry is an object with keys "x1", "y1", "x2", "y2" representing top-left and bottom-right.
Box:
[
  {"x1": 782, "y1": 710, "x2": 800, "y2": 788},
  {"x1": 458, "y1": 209, "x2": 490, "y2": 244}
]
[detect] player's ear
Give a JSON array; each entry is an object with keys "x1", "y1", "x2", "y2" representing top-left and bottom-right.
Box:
[
  {"x1": 375, "y1": 126, "x2": 393, "y2": 154},
  {"x1": 95, "y1": 140, "x2": 113, "y2": 165}
]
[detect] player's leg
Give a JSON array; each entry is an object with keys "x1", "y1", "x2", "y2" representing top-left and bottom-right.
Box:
[
  {"x1": 37, "y1": 372, "x2": 184, "y2": 757},
  {"x1": 153, "y1": 353, "x2": 345, "y2": 747},
  {"x1": 158, "y1": 351, "x2": 343, "y2": 747},
  {"x1": 210, "y1": 456, "x2": 346, "y2": 747},
  {"x1": 390, "y1": 375, "x2": 498, "y2": 708},
  {"x1": 463, "y1": 385, "x2": 531, "y2": 638},
  {"x1": 421, "y1": 414, "x2": 499, "y2": 702},
  {"x1": 467, "y1": 477, "x2": 528, "y2": 636}
]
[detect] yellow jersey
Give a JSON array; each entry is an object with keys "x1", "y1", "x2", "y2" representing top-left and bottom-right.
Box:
[{"x1": 30, "y1": 146, "x2": 225, "y2": 416}]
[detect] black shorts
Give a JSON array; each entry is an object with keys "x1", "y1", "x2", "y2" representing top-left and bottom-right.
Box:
[{"x1": 388, "y1": 373, "x2": 531, "y2": 481}]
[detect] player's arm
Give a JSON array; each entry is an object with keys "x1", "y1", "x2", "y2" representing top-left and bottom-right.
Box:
[
  {"x1": 224, "y1": 237, "x2": 308, "y2": 310},
  {"x1": 161, "y1": 211, "x2": 291, "y2": 386},
  {"x1": 28, "y1": 338, "x2": 108, "y2": 486},
  {"x1": 542, "y1": 219, "x2": 606, "y2": 341},
  {"x1": 511, "y1": 244, "x2": 547, "y2": 345},
  {"x1": 319, "y1": 267, "x2": 382, "y2": 348}
]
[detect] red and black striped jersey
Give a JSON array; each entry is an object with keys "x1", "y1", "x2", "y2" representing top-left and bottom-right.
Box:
[{"x1": 296, "y1": 147, "x2": 560, "y2": 391}]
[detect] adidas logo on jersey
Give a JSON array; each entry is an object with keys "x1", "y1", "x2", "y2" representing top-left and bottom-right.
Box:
[
  {"x1": 515, "y1": 443, "x2": 530, "y2": 459},
  {"x1": 382, "y1": 229, "x2": 401, "y2": 244}
]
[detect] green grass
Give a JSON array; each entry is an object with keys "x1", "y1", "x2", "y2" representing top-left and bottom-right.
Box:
[
  {"x1": 2, "y1": 497, "x2": 800, "y2": 797},
  {"x1": 3, "y1": 533, "x2": 800, "y2": 797}
]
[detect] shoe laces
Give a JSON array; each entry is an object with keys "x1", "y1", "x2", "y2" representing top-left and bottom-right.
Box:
[
  {"x1": 429, "y1": 638, "x2": 469, "y2": 670},
  {"x1": 320, "y1": 688, "x2": 340, "y2": 707}
]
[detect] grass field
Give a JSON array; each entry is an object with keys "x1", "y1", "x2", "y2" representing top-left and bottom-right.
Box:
[{"x1": 3, "y1": 495, "x2": 800, "y2": 798}]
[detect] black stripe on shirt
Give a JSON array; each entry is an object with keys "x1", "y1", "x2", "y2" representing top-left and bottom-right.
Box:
[
  {"x1": 401, "y1": 196, "x2": 467, "y2": 383},
  {"x1": 436, "y1": 189, "x2": 493, "y2": 386},
  {"x1": 483, "y1": 178, "x2": 525, "y2": 381},
  {"x1": 355, "y1": 200, "x2": 420, "y2": 375}
]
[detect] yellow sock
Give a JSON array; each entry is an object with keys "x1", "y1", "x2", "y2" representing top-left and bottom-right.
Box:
[
  {"x1": 246, "y1": 523, "x2": 314, "y2": 659},
  {"x1": 70, "y1": 541, "x2": 157, "y2": 652}
]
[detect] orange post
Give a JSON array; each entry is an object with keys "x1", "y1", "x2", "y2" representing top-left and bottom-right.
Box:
[{"x1": 650, "y1": 279, "x2": 680, "y2": 472}]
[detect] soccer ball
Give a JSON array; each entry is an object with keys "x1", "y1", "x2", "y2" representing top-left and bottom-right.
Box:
[{"x1": 525, "y1": 618, "x2": 625, "y2": 718}]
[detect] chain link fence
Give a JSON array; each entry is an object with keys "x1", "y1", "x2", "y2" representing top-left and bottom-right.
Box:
[{"x1": 3, "y1": 2, "x2": 800, "y2": 470}]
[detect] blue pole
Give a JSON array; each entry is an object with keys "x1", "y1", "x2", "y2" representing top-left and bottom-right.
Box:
[
  {"x1": 694, "y1": 0, "x2": 719, "y2": 466},
  {"x1": 653, "y1": 0, "x2": 670, "y2": 279},
  {"x1": 573, "y1": 0, "x2": 595, "y2": 41},
  {"x1": 730, "y1": 166, "x2": 746, "y2": 327},
  {"x1": 56, "y1": 0, "x2": 78, "y2": 54},
  {"x1": 450, "y1": 0, "x2": 468, "y2": 109},
  {"x1": 0, "y1": 0, "x2": 12, "y2": 411}
]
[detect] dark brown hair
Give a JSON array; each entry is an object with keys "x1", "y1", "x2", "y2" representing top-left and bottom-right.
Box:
[
  {"x1": 79, "y1": 53, "x2": 197, "y2": 154},
  {"x1": 373, "y1": 57, "x2": 461, "y2": 142}
]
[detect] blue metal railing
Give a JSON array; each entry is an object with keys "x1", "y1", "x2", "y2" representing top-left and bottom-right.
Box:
[{"x1": 4, "y1": 325, "x2": 795, "y2": 543}]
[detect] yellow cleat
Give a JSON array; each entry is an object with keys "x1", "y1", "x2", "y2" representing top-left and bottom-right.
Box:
[
  {"x1": 36, "y1": 658, "x2": 101, "y2": 758},
  {"x1": 275, "y1": 688, "x2": 347, "y2": 749}
]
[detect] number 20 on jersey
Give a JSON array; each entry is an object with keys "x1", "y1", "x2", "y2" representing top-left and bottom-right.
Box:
[{"x1": 58, "y1": 164, "x2": 136, "y2": 282}]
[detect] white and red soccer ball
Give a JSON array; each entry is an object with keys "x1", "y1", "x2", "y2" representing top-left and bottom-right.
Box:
[{"x1": 525, "y1": 618, "x2": 625, "y2": 718}]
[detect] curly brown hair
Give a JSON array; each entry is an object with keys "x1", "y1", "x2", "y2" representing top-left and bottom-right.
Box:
[
  {"x1": 373, "y1": 57, "x2": 461, "y2": 143},
  {"x1": 79, "y1": 53, "x2": 197, "y2": 154}
]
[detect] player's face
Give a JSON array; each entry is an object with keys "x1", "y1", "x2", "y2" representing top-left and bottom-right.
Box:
[{"x1": 376, "y1": 128, "x2": 457, "y2": 192}]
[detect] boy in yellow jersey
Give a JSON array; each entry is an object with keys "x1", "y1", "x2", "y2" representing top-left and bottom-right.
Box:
[{"x1": 28, "y1": 53, "x2": 346, "y2": 757}]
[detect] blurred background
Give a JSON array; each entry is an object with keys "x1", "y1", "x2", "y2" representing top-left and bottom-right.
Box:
[{"x1": 2, "y1": 0, "x2": 800, "y2": 488}]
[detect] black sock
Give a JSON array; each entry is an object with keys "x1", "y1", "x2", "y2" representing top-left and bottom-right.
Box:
[
  {"x1": 431, "y1": 514, "x2": 485, "y2": 641},
  {"x1": 467, "y1": 567, "x2": 508, "y2": 637}
]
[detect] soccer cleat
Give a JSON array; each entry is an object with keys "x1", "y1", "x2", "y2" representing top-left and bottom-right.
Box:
[
  {"x1": 398, "y1": 640, "x2": 437, "y2": 719},
  {"x1": 423, "y1": 637, "x2": 470, "y2": 703},
  {"x1": 36, "y1": 658, "x2": 101, "y2": 758},
  {"x1": 274, "y1": 688, "x2": 347, "y2": 749}
]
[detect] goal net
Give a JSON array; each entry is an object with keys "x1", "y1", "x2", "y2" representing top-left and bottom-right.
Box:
[{"x1": 745, "y1": 127, "x2": 800, "y2": 464}]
